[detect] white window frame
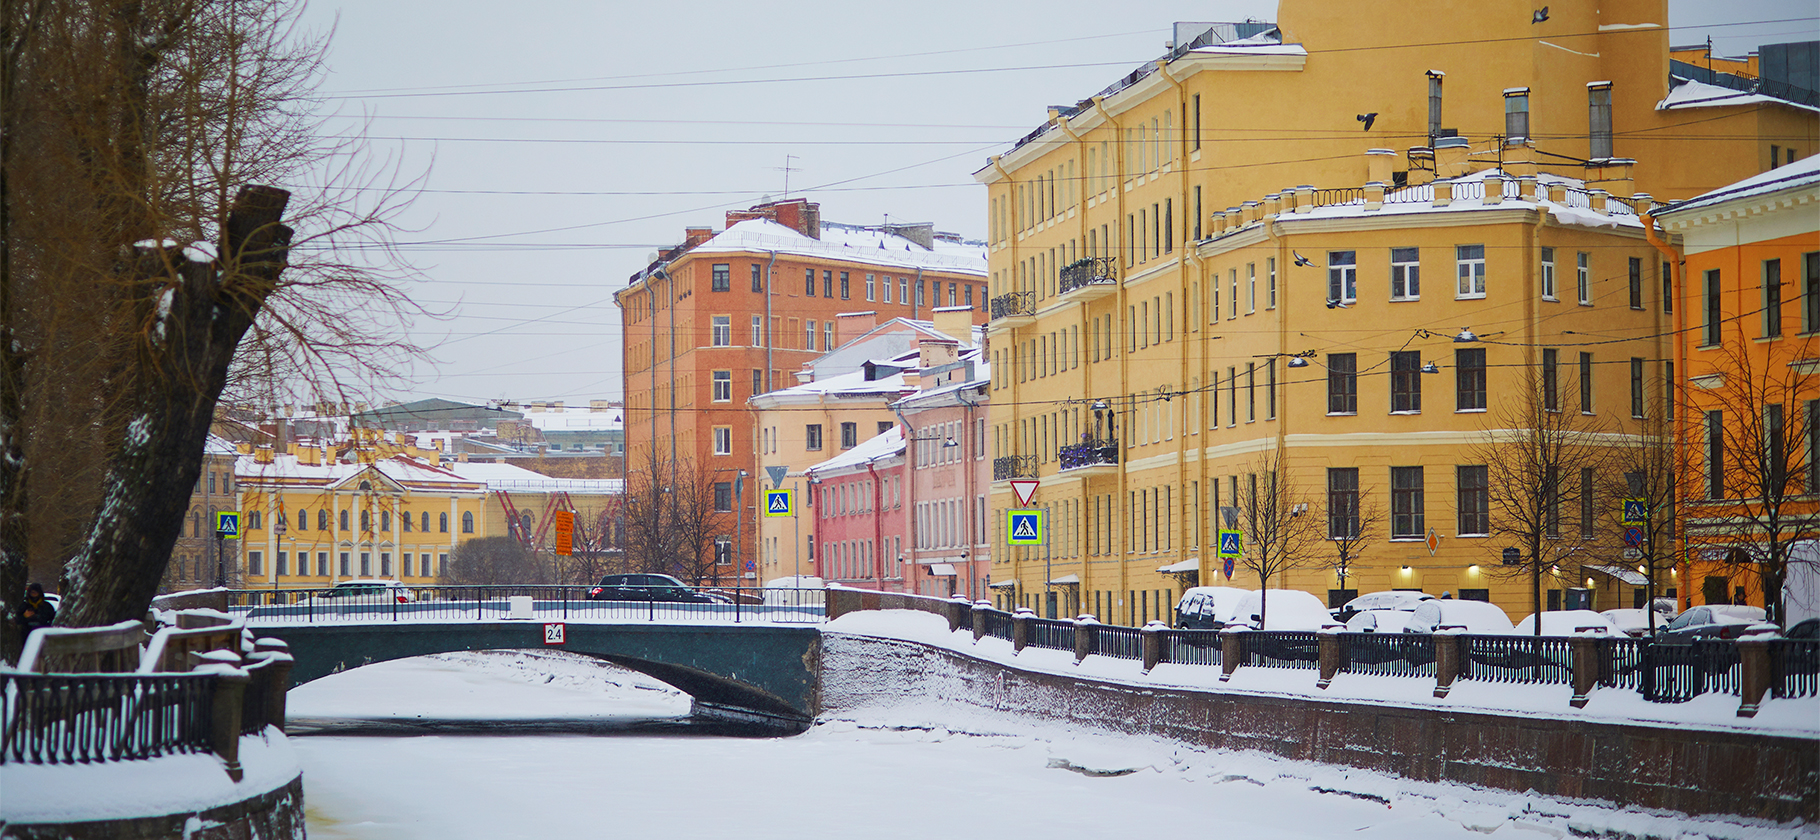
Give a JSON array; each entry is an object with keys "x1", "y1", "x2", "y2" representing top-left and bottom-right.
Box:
[
  {"x1": 1541, "y1": 247, "x2": 1557, "y2": 301},
  {"x1": 1577, "y1": 251, "x2": 1592, "y2": 305},
  {"x1": 711, "y1": 315, "x2": 731, "y2": 347},
  {"x1": 1390, "y1": 247, "x2": 1420, "y2": 301},
  {"x1": 1456, "y1": 245, "x2": 1486, "y2": 299},
  {"x1": 711, "y1": 370, "x2": 732, "y2": 402},
  {"x1": 713, "y1": 426, "x2": 732, "y2": 456},
  {"x1": 1328, "y1": 251, "x2": 1357, "y2": 304}
]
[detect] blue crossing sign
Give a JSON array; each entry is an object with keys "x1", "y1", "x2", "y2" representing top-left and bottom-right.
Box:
[
  {"x1": 1621, "y1": 498, "x2": 1648, "y2": 525},
  {"x1": 1217, "y1": 529, "x2": 1243, "y2": 559},
  {"x1": 1006, "y1": 510, "x2": 1045, "y2": 545},
  {"x1": 764, "y1": 489, "x2": 793, "y2": 517},
  {"x1": 215, "y1": 511, "x2": 240, "y2": 539}
]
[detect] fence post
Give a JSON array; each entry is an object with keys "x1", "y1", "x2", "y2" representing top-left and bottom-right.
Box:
[
  {"x1": 1737, "y1": 637, "x2": 1772, "y2": 718},
  {"x1": 1141, "y1": 621, "x2": 1164, "y2": 673},
  {"x1": 1317, "y1": 630, "x2": 1342, "y2": 689},
  {"x1": 1073, "y1": 615, "x2": 1097, "y2": 664},
  {"x1": 1569, "y1": 635, "x2": 1600, "y2": 708},
  {"x1": 945, "y1": 596, "x2": 970, "y2": 633},
  {"x1": 1012, "y1": 607, "x2": 1033, "y2": 653},
  {"x1": 209, "y1": 670, "x2": 249, "y2": 782},
  {"x1": 1433, "y1": 631, "x2": 1462, "y2": 698},
  {"x1": 254, "y1": 639, "x2": 294, "y2": 733},
  {"x1": 973, "y1": 601, "x2": 990, "y2": 643},
  {"x1": 1220, "y1": 629, "x2": 1243, "y2": 682}
]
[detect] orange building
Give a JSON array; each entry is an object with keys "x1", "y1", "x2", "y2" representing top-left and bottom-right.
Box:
[
  {"x1": 1655, "y1": 155, "x2": 1820, "y2": 622},
  {"x1": 615, "y1": 199, "x2": 986, "y2": 578}
]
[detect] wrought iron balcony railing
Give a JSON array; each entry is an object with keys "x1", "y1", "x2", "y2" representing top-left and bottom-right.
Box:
[
  {"x1": 993, "y1": 455, "x2": 1037, "y2": 481},
  {"x1": 1058, "y1": 439, "x2": 1119, "y2": 471},
  {"x1": 1058, "y1": 257, "x2": 1118, "y2": 296},
  {"x1": 990, "y1": 291, "x2": 1036, "y2": 321}
]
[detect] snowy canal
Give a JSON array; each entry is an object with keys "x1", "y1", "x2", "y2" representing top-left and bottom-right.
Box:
[{"x1": 288, "y1": 650, "x2": 1804, "y2": 840}]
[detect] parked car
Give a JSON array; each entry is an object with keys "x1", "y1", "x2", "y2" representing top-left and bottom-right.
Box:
[
  {"x1": 1657, "y1": 605, "x2": 1773, "y2": 640},
  {"x1": 1514, "y1": 610, "x2": 1622, "y2": 636},
  {"x1": 586, "y1": 573, "x2": 717, "y2": 603},
  {"x1": 1402, "y1": 600, "x2": 1514, "y2": 635},
  {"x1": 1228, "y1": 589, "x2": 1335, "y2": 632},
  {"x1": 1175, "y1": 586, "x2": 1250, "y2": 630},
  {"x1": 302, "y1": 579, "x2": 415, "y2": 604},
  {"x1": 1787, "y1": 618, "x2": 1820, "y2": 640},
  {"x1": 1600, "y1": 608, "x2": 1668, "y2": 637},
  {"x1": 762, "y1": 575, "x2": 826, "y2": 608},
  {"x1": 1344, "y1": 609, "x2": 1414, "y2": 634},
  {"x1": 1333, "y1": 590, "x2": 1433, "y2": 622}
]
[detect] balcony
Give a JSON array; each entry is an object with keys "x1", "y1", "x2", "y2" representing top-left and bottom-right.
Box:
[
  {"x1": 1058, "y1": 257, "x2": 1118, "y2": 301},
  {"x1": 989, "y1": 291, "x2": 1036, "y2": 329},
  {"x1": 1057, "y1": 439, "x2": 1119, "y2": 476},
  {"x1": 993, "y1": 455, "x2": 1036, "y2": 481}
]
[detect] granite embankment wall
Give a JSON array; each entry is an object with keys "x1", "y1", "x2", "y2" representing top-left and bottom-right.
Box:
[
  {"x1": 819, "y1": 632, "x2": 1818, "y2": 823},
  {"x1": 0, "y1": 774, "x2": 304, "y2": 840}
]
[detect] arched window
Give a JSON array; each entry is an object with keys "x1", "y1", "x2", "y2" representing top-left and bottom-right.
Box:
[
  {"x1": 298, "y1": 509, "x2": 309, "y2": 531},
  {"x1": 190, "y1": 510, "x2": 201, "y2": 537},
  {"x1": 319, "y1": 509, "x2": 329, "y2": 530},
  {"x1": 359, "y1": 480, "x2": 372, "y2": 491},
  {"x1": 420, "y1": 512, "x2": 430, "y2": 532},
  {"x1": 360, "y1": 510, "x2": 371, "y2": 532},
  {"x1": 401, "y1": 511, "x2": 412, "y2": 532},
  {"x1": 461, "y1": 511, "x2": 475, "y2": 534},
  {"x1": 339, "y1": 510, "x2": 350, "y2": 531},
  {"x1": 248, "y1": 510, "x2": 262, "y2": 530},
  {"x1": 381, "y1": 511, "x2": 391, "y2": 532},
  {"x1": 439, "y1": 512, "x2": 449, "y2": 533},
  {"x1": 518, "y1": 512, "x2": 532, "y2": 534}
]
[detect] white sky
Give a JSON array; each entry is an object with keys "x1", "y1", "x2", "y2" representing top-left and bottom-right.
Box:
[{"x1": 295, "y1": 1, "x2": 1818, "y2": 407}]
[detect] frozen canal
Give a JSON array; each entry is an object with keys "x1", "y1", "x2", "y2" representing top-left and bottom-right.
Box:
[{"x1": 288, "y1": 650, "x2": 1804, "y2": 840}]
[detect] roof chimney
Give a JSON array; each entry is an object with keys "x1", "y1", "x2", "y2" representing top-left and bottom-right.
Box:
[
  {"x1": 835, "y1": 311, "x2": 878, "y2": 348},
  {"x1": 930, "y1": 305, "x2": 975, "y2": 348}
]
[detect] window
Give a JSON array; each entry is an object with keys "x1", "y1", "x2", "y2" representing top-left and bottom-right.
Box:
[
  {"x1": 840, "y1": 271, "x2": 850, "y2": 300},
  {"x1": 1328, "y1": 468, "x2": 1359, "y2": 539},
  {"x1": 1391, "y1": 466, "x2": 1425, "y2": 538},
  {"x1": 339, "y1": 552, "x2": 350, "y2": 576},
  {"x1": 1767, "y1": 403, "x2": 1787, "y2": 490},
  {"x1": 805, "y1": 268, "x2": 815, "y2": 296},
  {"x1": 1457, "y1": 465, "x2": 1489, "y2": 535},
  {"x1": 461, "y1": 512, "x2": 475, "y2": 533},
  {"x1": 1456, "y1": 348, "x2": 1486, "y2": 411},
  {"x1": 1504, "y1": 89, "x2": 1529, "y2": 142},
  {"x1": 1764, "y1": 258, "x2": 1783, "y2": 338},
  {"x1": 805, "y1": 424, "x2": 823, "y2": 451},
  {"x1": 711, "y1": 263, "x2": 730, "y2": 292},
  {"x1": 1629, "y1": 257, "x2": 1643, "y2": 309},
  {"x1": 360, "y1": 510, "x2": 371, "y2": 532},
  {"x1": 1577, "y1": 252, "x2": 1591, "y2": 305},
  {"x1": 1806, "y1": 253, "x2": 1820, "y2": 333},
  {"x1": 248, "y1": 551, "x2": 262, "y2": 575},
  {"x1": 275, "y1": 551, "x2": 287, "y2": 576},
  {"x1": 713, "y1": 426, "x2": 732, "y2": 455},
  {"x1": 711, "y1": 315, "x2": 730, "y2": 347},
  {"x1": 1809, "y1": 401, "x2": 1820, "y2": 492},
  {"x1": 1580, "y1": 467, "x2": 1596, "y2": 538},
  {"x1": 1541, "y1": 247, "x2": 1557, "y2": 300},
  {"x1": 380, "y1": 511, "x2": 391, "y2": 532},
  {"x1": 1630, "y1": 358, "x2": 1645, "y2": 418},
  {"x1": 402, "y1": 511, "x2": 413, "y2": 532},
  {"x1": 439, "y1": 512, "x2": 449, "y2": 532},
  {"x1": 1328, "y1": 251, "x2": 1356, "y2": 304},
  {"x1": 1542, "y1": 348, "x2": 1559, "y2": 410},
  {"x1": 825, "y1": 322, "x2": 834, "y2": 352},
  {"x1": 1428, "y1": 71, "x2": 1444, "y2": 139},
  {"x1": 318, "y1": 552, "x2": 329, "y2": 577},
  {"x1": 715, "y1": 537, "x2": 733, "y2": 566},
  {"x1": 1589, "y1": 84, "x2": 1613, "y2": 159},
  {"x1": 1579, "y1": 352, "x2": 1594, "y2": 413},
  {"x1": 752, "y1": 369, "x2": 764, "y2": 397},
  {"x1": 298, "y1": 509, "x2": 309, "y2": 531},
  {"x1": 1266, "y1": 359, "x2": 1277, "y2": 420},
  {"x1": 712, "y1": 370, "x2": 732, "y2": 402},
  {"x1": 751, "y1": 263, "x2": 764, "y2": 292},
  {"x1": 1456, "y1": 244, "x2": 1486, "y2": 298},
  {"x1": 714, "y1": 482, "x2": 732, "y2": 512},
  {"x1": 420, "y1": 511, "x2": 430, "y2": 532},
  {"x1": 249, "y1": 510, "x2": 262, "y2": 530},
  {"x1": 1246, "y1": 263, "x2": 1255, "y2": 312},
  {"x1": 1664, "y1": 260, "x2": 1674, "y2": 315},
  {"x1": 1267, "y1": 257, "x2": 1277, "y2": 308},
  {"x1": 1328, "y1": 353, "x2": 1358, "y2": 414},
  {"x1": 805, "y1": 320, "x2": 817, "y2": 351},
  {"x1": 339, "y1": 509, "x2": 349, "y2": 531},
  {"x1": 1390, "y1": 351, "x2": 1422, "y2": 413},
  {"x1": 1245, "y1": 363, "x2": 1257, "y2": 422},
  {"x1": 1192, "y1": 93, "x2": 1202, "y2": 150},
  {"x1": 866, "y1": 274, "x2": 876, "y2": 301},
  {"x1": 1706, "y1": 410, "x2": 1725, "y2": 499},
  {"x1": 1704, "y1": 269, "x2": 1722, "y2": 346},
  {"x1": 1391, "y1": 248, "x2": 1420, "y2": 300},
  {"x1": 898, "y1": 277, "x2": 907, "y2": 304},
  {"x1": 840, "y1": 422, "x2": 858, "y2": 449},
  {"x1": 966, "y1": 284, "x2": 974, "y2": 308},
  {"x1": 879, "y1": 421, "x2": 894, "y2": 437}
]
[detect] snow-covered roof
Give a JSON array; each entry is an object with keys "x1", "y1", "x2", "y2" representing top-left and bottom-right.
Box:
[
  {"x1": 1653, "y1": 153, "x2": 1820, "y2": 218},
  {"x1": 1656, "y1": 77, "x2": 1820, "y2": 114},
  {"x1": 805, "y1": 426, "x2": 905, "y2": 476},
  {"x1": 1290, "y1": 170, "x2": 1644, "y2": 232},
  {"x1": 203, "y1": 435, "x2": 238, "y2": 456},
  {"x1": 767, "y1": 366, "x2": 910, "y2": 401},
  {"x1": 517, "y1": 410, "x2": 623, "y2": 433},
  {"x1": 1586, "y1": 564, "x2": 1649, "y2": 586},
  {"x1": 686, "y1": 219, "x2": 985, "y2": 276},
  {"x1": 443, "y1": 461, "x2": 622, "y2": 495},
  {"x1": 235, "y1": 452, "x2": 482, "y2": 492}
]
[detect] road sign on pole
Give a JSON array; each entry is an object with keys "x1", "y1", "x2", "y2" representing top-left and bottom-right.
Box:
[
  {"x1": 1007, "y1": 510, "x2": 1045, "y2": 545},
  {"x1": 764, "y1": 489, "x2": 793, "y2": 517},
  {"x1": 765, "y1": 465, "x2": 789, "y2": 488},
  {"x1": 1623, "y1": 526, "x2": 1645, "y2": 547},
  {"x1": 1009, "y1": 479, "x2": 1039, "y2": 506},
  {"x1": 552, "y1": 509, "x2": 574, "y2": 556},
  {"x1": 1621, "y1": 498, "x2": 1647, "y2": 525},
  {"x1": 214, "y1": 511, "x2": 240, "y2": 539},
  {"x1": 1217, "y1": 529, "x2": 1243, "y2": 559}
]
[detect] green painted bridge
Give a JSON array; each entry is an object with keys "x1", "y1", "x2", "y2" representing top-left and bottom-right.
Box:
[{"x1": 257, "y1": 621, "x2": 824, "y2": 726}]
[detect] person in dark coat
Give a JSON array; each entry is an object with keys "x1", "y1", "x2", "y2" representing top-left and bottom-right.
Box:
[{"x1": 19, "y1": 582, "x2": 54, "y2": 635}]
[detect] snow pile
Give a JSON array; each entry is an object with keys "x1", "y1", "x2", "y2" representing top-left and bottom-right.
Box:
[
  {"x1": 0, "y1": 728, "x2": 299, "y2": 825},
  {"x1": 287, "y1": 649, "x2": 690, "y2": 721}
]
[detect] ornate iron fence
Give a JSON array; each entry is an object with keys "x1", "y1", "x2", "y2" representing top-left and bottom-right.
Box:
[
  {"x1": 1599, "y1": 637, "x2": 1646, "y2": 690},
  {"x1": 0, "y1": 673, "x2": 214, "y2": 765},
  {"x1": 1057, "y1": 439, "x2": 1118, "y2": 471},
  {"x1": 1240, "y1": 632, "x2": 1322, "y2": 669},
  {"x1": 1459, "y1": 635, "x2": 1571, "y2": 684},
  {"x1": 1158, "y1": 629, "x2": 1222, "y2": 667},
  {"x1": 978, "y1": 609, "x2": 1016, "y2": 642},
  {"x1": 1642, "y1": 640, "x2": 1740, "y2": 702},
  {"x1": 1058, "y1": 257, "x2": 1118, "y2": 295},
  {"x1": 1337, "y1": 633, "x2": 1435, "y2": 677},
  {"x1": 1770, "y1": 639, "x2": 1819, "y2": 699},
  {"x1": 231, "y1": 586, "x2": 826, "y2": 625},
  {"x1": 1025, "y1": 617, "x2": 1074, "y2": 651},
  {"x1": 1093, "y1": 625, "x2": 1144, "y2": 660},
  {"x1": 992, "y1": 455, "x2": 1036, "y2": 481},
  {"x1": 990, "y1": 291, "x2": 1035, "y2": 320}
]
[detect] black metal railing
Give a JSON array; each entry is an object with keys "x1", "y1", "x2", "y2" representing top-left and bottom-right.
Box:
[
  {"x1": 1058, "y1": 257, "x2": 1118, "y2": 295},
  {"x1": 1025, "y1": 617, "x2": 1074, "y2": 651},
  {"x1": 989, "y1": 290, "x2": 1035, "y2": 320},
  {"x1": 1599, "y1": 637, "x2": 1646, "y2": 690},
  {"x1": 979, "y1": 609, "x2": 1016, "y2": 642},
  {"x1": 1240, "y1": 631, "x2": 1321, "y2": 669},
  {"x1": 993, "y1": 455, "x2": 1037, "y2": 481},
  {"x1": 1642, "y1": 640, "x2": 1740, "y2": 702},
  {"x1": 1057, "y1": 439, "x2": 1118, "y2": 471},
  {"x1": 0, "y1": 673, "x2": 214, "y2": 765},
  {"x1": 1460, "y1": 634, "x2": 1571, "y2": 684},
  {"x1": 1159, "y1": 629, "x2": 1222, "y2": 667},
  {"x1": 1770, "y1": 639, "x2": 1820, "y2": 699},
  {"x1": 1337, "y1": 633, "x2": 1435, "y2": 677},
  {"x1": 1093, "y1": 625, "x2": 1144, "y2": 660},
  {"x1": 229, "y1": 586, "x2": 826, "y2": 625}
]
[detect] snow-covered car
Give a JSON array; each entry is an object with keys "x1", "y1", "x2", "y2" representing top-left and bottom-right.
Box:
[
  {"x1": 1600, "y1": 608, "x2": 1674, "y2": 637},
  {"x1": 301, "y1": 579, "x2": 415, "y2": 604},
  {"x1": 1344, "y1": 609, "x2": 1414, "y2": 633},
  {"x1": 1333, "y1": 590, "x2": 1433, "y2": 621},
  {"x1": 1228, "y1": 589, "x2": 1336, "y2": 632},
  {"x1": 1657, "y1": 605, "x2": 1772, "y2": 640},
  {"x1": 1514, "y1": 610, "x2": 1622, "y2": 636},
  {"x1": 1402, "y1": 600, "x2": 1514, "y2": 635},
  {"x1": 1174, "y1": 586, "x2": 1250, "y2": 630},
  {"x1": 762, "y1": 576, "x2": 826, "y2": 608}
]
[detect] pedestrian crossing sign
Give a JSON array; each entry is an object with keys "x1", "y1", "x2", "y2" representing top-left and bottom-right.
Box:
[
  {"x1": 1621, "y1": 498, "x2": 1647, "y2": 525},
  {"x1": 764, "y1": 489, "x2": 793, "y2": 517},
  {"x1": 1006, "y1": 510, "x2": 1045, "y2": 545},
  {"x1": 1217, "y1": 529, "x2": 1243, "y2": 559},
  {"x1": 215, "y1": 511, "x2": 240, "y2": 539}
]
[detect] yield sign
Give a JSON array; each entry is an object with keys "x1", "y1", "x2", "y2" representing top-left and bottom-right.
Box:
[
  {"x1": 765, "y1": 465, "x2": 789, "y2": 488},
  {"x1": 1010, "y1": 479, "x2": 1039, "y2": 506}
]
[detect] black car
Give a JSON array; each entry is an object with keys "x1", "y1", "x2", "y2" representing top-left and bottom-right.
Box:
[{"x1": 586, "y1": 573, "x2": 717, "y2": 603}]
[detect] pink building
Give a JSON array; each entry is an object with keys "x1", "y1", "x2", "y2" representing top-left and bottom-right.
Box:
[
  {"x1": 805, "y1": 427, "x2": 907, "y2": 590},
  {"x1": 894, "y1": 318, "x2": 990, "y2": 599}
]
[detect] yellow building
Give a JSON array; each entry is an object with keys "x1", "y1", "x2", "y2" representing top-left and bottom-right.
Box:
[{"x1": 974, "y1": 3, "x2": 1805, "y2": 623}]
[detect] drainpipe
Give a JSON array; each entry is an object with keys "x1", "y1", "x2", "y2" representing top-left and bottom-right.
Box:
[
  {"x1": 1641, "y1": 208, "x2": 1685, "y2": 613},
  {"x1": 1158, "y1": 58, "x2": 1193, "y2": 573},
  {"x1": 913, "y1": 267, "x2": 925, "y2": 320},
  {"x1": 988, "y1": 154, "x2": 1021, "y2": 607},
  {"x1": 764, "y1": 250, "x2": 778, "y2": 392},
  {"x1": 892, "y1": 404, "x2": 919, "y2": 595},
  {"x1": 866, "y1": 460, "x2": 885, "y2": 588},
  {"x1": 1092, "y1": 94, "x2": 1132, "y2": 623},
  {"x1": 958, "y1": 385, "x2": 982, "y2": 601}
]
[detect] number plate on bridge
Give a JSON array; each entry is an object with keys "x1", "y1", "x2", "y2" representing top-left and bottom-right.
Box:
[{"x1": 544, "y1": 623, "x2": 566, "y2": 645}]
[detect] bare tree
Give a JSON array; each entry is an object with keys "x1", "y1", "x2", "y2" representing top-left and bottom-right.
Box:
[
  {"x1": 1321, "y1": 470, "x2": 1383, "y2": 603},
  {"x1": 445, "y1": 537, "x2": 549, "y2": 586},
  {"x1": 1600, "y1": 390, "x2": 1680, "y2": 633},
  {"x1": 1682, "y1": 330, "x2": 1820, "y2": 627},
  {"x1": 1472, "y1": 366, "x2": 1611, "y2": 634},
  {"x1": 620, "y1": 446, "x2": 734, "y2": 587},
  {"x1": 1235, "y1": 447, "x2": 1325, "y2": 628}
]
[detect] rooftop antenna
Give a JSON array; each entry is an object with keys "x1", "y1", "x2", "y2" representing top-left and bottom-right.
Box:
[{"x1": 774, "y1": 155, "x2": 801, "y2": 198}]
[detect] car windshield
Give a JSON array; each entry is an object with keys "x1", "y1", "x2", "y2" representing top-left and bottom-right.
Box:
[{"x1": 1666, "y1": 608, "x2": 1705, "y2": 630}]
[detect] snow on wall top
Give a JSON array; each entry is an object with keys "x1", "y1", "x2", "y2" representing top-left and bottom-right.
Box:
[
  {"x1": 1653, "y1": 152, "x2": 1820, "y2": 218},
  {"x1": 687, "y1": 219, "x2": 986, "y2": 276},
  {"x1": 806, "y1": 425, "x2": 905, "y2": 476},
  {"x1": 1656, "y1": 77, "x2": 1820, "y2": 114},
  {"x1": 1292, "y1": 170, "x2": 1644, "y2": 232}
]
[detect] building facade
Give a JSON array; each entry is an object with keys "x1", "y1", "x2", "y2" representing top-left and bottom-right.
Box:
[
  {"x1": 895, "y1": 330, "x2": 992, "y2": 600},
  {"x1": 805, "y1": 427, "x2": 907, "y2": 590},
  {"x1": 161, "y1": 436, "x2": 243, "y2": 593}
]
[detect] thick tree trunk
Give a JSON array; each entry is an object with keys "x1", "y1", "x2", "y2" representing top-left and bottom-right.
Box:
[{"x1": 57, "y1": 185, "x2": 289, "y2": 627}]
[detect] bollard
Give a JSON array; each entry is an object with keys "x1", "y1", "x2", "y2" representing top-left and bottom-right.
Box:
[
  {"x1": 1073, "y1": 615, "x2": 1098, "y2": 664},
  {"x1": 1317, "y1": 631, "x2": 1342, "y2": 689},
  {"x1": 1220, "y1": 629, "x2": 1243, "y2": 682},
  {"x1": 1737, "y1": 637, "x2": 1772, "y2": 718},
  {"x1": 972, "y1": 601, "x2": 990, "y2": 643},
  {"x1": 1012, "y1": 607, "x2": 1033, "y2": 653},
  {"x1": 210, "y1": 670, "x2": 250, "y2": 782},
  {"x1": 1141, "y1": 621, "x2": 1165, "y2": 673},
  {"x1": 1432, "y1": 631, "x2": 1462, "y2": 698},
  {"x1": 1568, "y1": 635, "x2": 1601, "y2": 708}
]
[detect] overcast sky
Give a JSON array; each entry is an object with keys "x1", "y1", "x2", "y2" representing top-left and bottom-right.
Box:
[{"x1": 295, "y1": 1, "x2": 1817, "y2": 408}]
